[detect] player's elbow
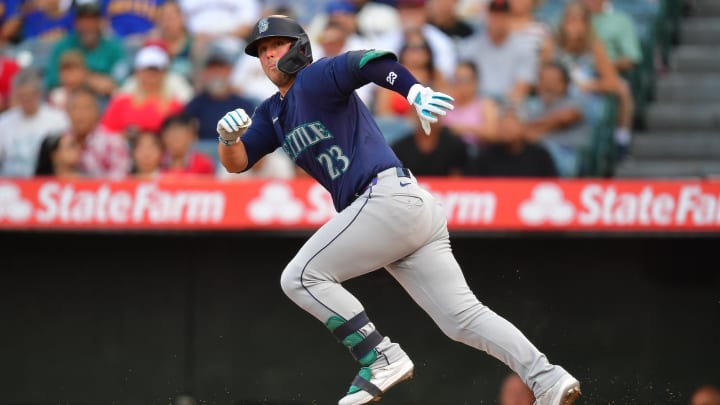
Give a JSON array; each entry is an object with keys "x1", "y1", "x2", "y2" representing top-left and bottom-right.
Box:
[{"x1": 221, "y1": 159, "x2": 247, "y2": 173}]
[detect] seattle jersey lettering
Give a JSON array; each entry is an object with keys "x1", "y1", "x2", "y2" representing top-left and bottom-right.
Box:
[{"x1": 281, "y1": 121, "x2": 334, "y2": 161}]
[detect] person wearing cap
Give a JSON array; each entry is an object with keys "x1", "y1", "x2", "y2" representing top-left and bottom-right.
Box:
[
  {"x1": 45, "y1": 0, "x2": 126, "y2": 97},
  {"x1": 100, "y1": 44, "x2": 184, "y2": 136},
  {"x1": 120, "y1": 39, "x2": 194, "y2": 104},
  {"x1": 183, "y1": 45, "x2": 257, "y2": 141},
  {"x1": 217, "y1": 15, "x2": 579, "y2": 405},
  {"x1": 458, "y1": 0, "x2": 538, "y2": 103}
]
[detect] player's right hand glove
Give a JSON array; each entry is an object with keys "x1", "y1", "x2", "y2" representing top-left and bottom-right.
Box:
[
  {"x1": 407, "y1": 83, "x2": 454, "y2": 135},
  {"x1": 217, "y1": 108, "x2": 252, "y2": 146}
]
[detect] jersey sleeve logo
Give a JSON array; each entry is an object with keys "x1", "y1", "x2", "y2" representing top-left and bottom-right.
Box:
[{"x1": 386, "y1": 71, "x2": 397, "y2": 86}]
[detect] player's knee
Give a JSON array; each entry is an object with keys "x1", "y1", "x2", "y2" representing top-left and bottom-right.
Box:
[
  {"x1": 280, "y1": 261, "x2": 303, "y2": 299},
  {"x1": 438, "y1": 322, "x2": 466, "y2": 342}
]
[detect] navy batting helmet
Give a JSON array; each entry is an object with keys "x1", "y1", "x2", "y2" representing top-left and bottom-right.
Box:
[{"x1": 245, "y1": 16, "x2": 313, "y2": 75}]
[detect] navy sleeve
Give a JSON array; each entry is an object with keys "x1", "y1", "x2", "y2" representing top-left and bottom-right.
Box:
[
  {"x1": 351, "y1": 51, "x2": 419, "y2": 98},
  {"x1": 239, "y1": 101, "x2": 281, "y2": 171},
  {"x1": 328, "y1": 50, "x2": 419, "y2": 99}
]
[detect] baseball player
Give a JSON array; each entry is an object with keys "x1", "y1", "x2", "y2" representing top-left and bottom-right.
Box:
[{"x1": 217, "y1": 15, "x2": 581, "y2": 405}]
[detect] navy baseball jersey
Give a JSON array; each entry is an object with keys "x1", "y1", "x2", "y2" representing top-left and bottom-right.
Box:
[{"x1": 240, "y1": 51, "x2": 403, "y2": 212}]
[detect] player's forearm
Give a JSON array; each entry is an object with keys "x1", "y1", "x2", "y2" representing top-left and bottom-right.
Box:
[
  {"x1": 218, "y1": 141, "x2": 249, "y2": 173},
  {"x1": 359, "y1": 57, "x2": 419, "y2": 98}
]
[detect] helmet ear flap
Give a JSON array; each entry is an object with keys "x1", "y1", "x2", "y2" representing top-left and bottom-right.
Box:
[{"x1": 277, "y1": 36, "x2": 313, "y2": 75}]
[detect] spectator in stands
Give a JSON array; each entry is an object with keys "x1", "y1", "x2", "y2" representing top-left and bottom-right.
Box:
[
  {"x1": 0, "y1": 69, "x2": 69, "y2": 177},
  {"x1": 159, "y1": 113, "x2": 214, "y2": 175},
  {"x1": 178, "y1": 0, "x2": 260, "y2": 58},
  {"x1": 427, "y1": 0, "x2": 476, "y2": 41},
  {"x1": 20, "y1": 0, "x2": 74, "y2": 43},
  {"x1": 0, "y1": 54, "x2": 21, "y2": 111},
  {"x1": 525, "y1": 62, "x2": 586, "y2": 177},
  {"x1": 443, "y1": 61, "x2": 499, "y2": 152},
  {"x1": 499, "y1": 373, "x2": 535, "y2": 405},
  {"x1": 375, "y1": 30, "x2": 447, "y2": 117},
  {"x1": 691, "y1": 385, "x2": 720, "y2": 405},
  {"x1": 583, "y1": 0, "x2": 641, "y2": 156},
  {"x1": 0, "y1": 0, "x2": 22, "y2": 46},
  {"x1": 313, "y1": 20, "x2": 375, "y2": 106},
  {"x1": 354, "y1": 0, "x2": 403, "y2": 50},
  {"x1": 45, "y1": 0, "x2": 126, "y2": 97},
  {"x1": 146, "y1": 0, "x2": 193, "y2": 81},
  {"x1": 103, "y1": 0, "x2": 163, "y2": 47},
  {"x1": 130, "y1": 131, "x2": 162, "y2": 179},
  {"x1": 120, "y1": 40, "x2": 194, "y2": 103},
  {"x1": 391, "y1": 120, "x2": 469, "y2": 176},
  {"x1": 556, "y1": 1, "x2": 633, "y2": 160},
  {"x1": 582, "y1": 0, "x2": 642, "y2": 75},
  {"x1": 509, "y1": 0, "x2": 555, "y2": 64},
  {"x1": 459, "y1": 0, "x2": 538, "y2": 103},
  {"x1": 374, "y1": 30, "x2": 445, "y2": 144},
  {"x1": 48, "y1": 50, "x2": 89, "y2": 109},
  {"x1": 101, "y1": 43, "x2": 184, "y2": 136},
  {"x1": 324, "y1": 1, "x2": 361, "y2": 39},
  {"x1": 34, "y1": 133, "x2": 82, "y2": 178},
  {"x1": 66, "y1": 86, "x2": 130, "y2": 179},
  {"x1": 14, "y1": 0, "x2": 75, "y2": 71},
  {"x1": 184, "y1": 44, "x2": 257, "y2": 141},
  {"x1": 470, "y1": 103, "x2": 557, "y2": 177},
  {"x1": 393, "y1": 0, "x2": 458, "y2": 82}
]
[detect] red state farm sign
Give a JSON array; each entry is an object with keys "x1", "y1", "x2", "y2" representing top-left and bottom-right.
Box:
[{"x1": 0, "y1": 178, "x2": 719, "y2": 232}]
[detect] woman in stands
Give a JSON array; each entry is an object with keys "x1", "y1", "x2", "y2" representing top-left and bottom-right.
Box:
[
  {"x1": 101, "y1": 44, "x2": 185, "y2": 137},
  {"x1": 443, "y1": 61, "x2": 499, "y2": 155},
  {"x1": 35, "y1": 134, "x2": 83, "y2": 178},
  {"x1": 373, "y1": 30, "x2": 448, "y2": 144},
  {"x1": 374, "y1": 30, "x2": 448, "y2": 118},
  {"x1": 555, "y1": 1, "x2": 634, "y2": 159}
]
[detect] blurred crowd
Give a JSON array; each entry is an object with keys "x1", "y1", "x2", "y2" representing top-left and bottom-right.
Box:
[{"x1": 0, "y1": 0, "x2": 667, "y2": 180}]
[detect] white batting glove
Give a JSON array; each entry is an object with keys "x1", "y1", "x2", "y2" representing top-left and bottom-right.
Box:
[
  {"x1": 217, "y1": 108, "x2": 252, "y2": 146},
  {"x1": 407, "y1": 83, "x2": 454, "y2": 135}
]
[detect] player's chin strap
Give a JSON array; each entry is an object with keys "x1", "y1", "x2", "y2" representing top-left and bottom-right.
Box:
[{"x1": 326, "y1": 311, "x2": 384, "y2": 367}]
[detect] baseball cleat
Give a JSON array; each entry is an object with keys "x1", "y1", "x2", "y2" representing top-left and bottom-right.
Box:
[
  {"x1": 337, "y1": 354, "x2": 414, "y2": 405},
  {"x1": 534, "y1": 374, "x2": 581, "y2": 405}
]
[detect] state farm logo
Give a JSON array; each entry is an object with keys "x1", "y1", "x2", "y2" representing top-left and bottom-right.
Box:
[
  {"x1": 247, "y1": 182, "x2": 304, "y2": 224},
  {"x1": 0, "y1": 183, "x2": 33, "y2": 222},
  {"x1": 519, "y1": 183, "x2": 574, "y2": 225}
]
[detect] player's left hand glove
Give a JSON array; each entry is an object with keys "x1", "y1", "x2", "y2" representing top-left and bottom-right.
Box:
[{"x1": 407, "y1": 83, "x2": 454, "y2": 135}]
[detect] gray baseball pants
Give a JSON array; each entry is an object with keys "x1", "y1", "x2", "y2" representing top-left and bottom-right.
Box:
[{"x1": 280, "y1": 167, "x2": 567, "y2": 397}]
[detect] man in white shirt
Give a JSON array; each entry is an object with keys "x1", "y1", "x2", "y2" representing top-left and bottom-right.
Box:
[
  {"x1": 0, "y1": 69, "x2": 70, "y2": 177},
  {"x1": 459, "y1": 0, "x2": 538, "y2": 102}
]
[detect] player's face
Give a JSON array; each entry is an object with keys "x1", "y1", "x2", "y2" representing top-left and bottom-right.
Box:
[{"x1": 257, "y1": 37, "x2": 294, "y2": 88}]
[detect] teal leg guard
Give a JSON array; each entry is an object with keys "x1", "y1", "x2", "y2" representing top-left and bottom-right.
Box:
[{"x1": 326, "y1": 312, "x2": 382, "y2": 367}]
